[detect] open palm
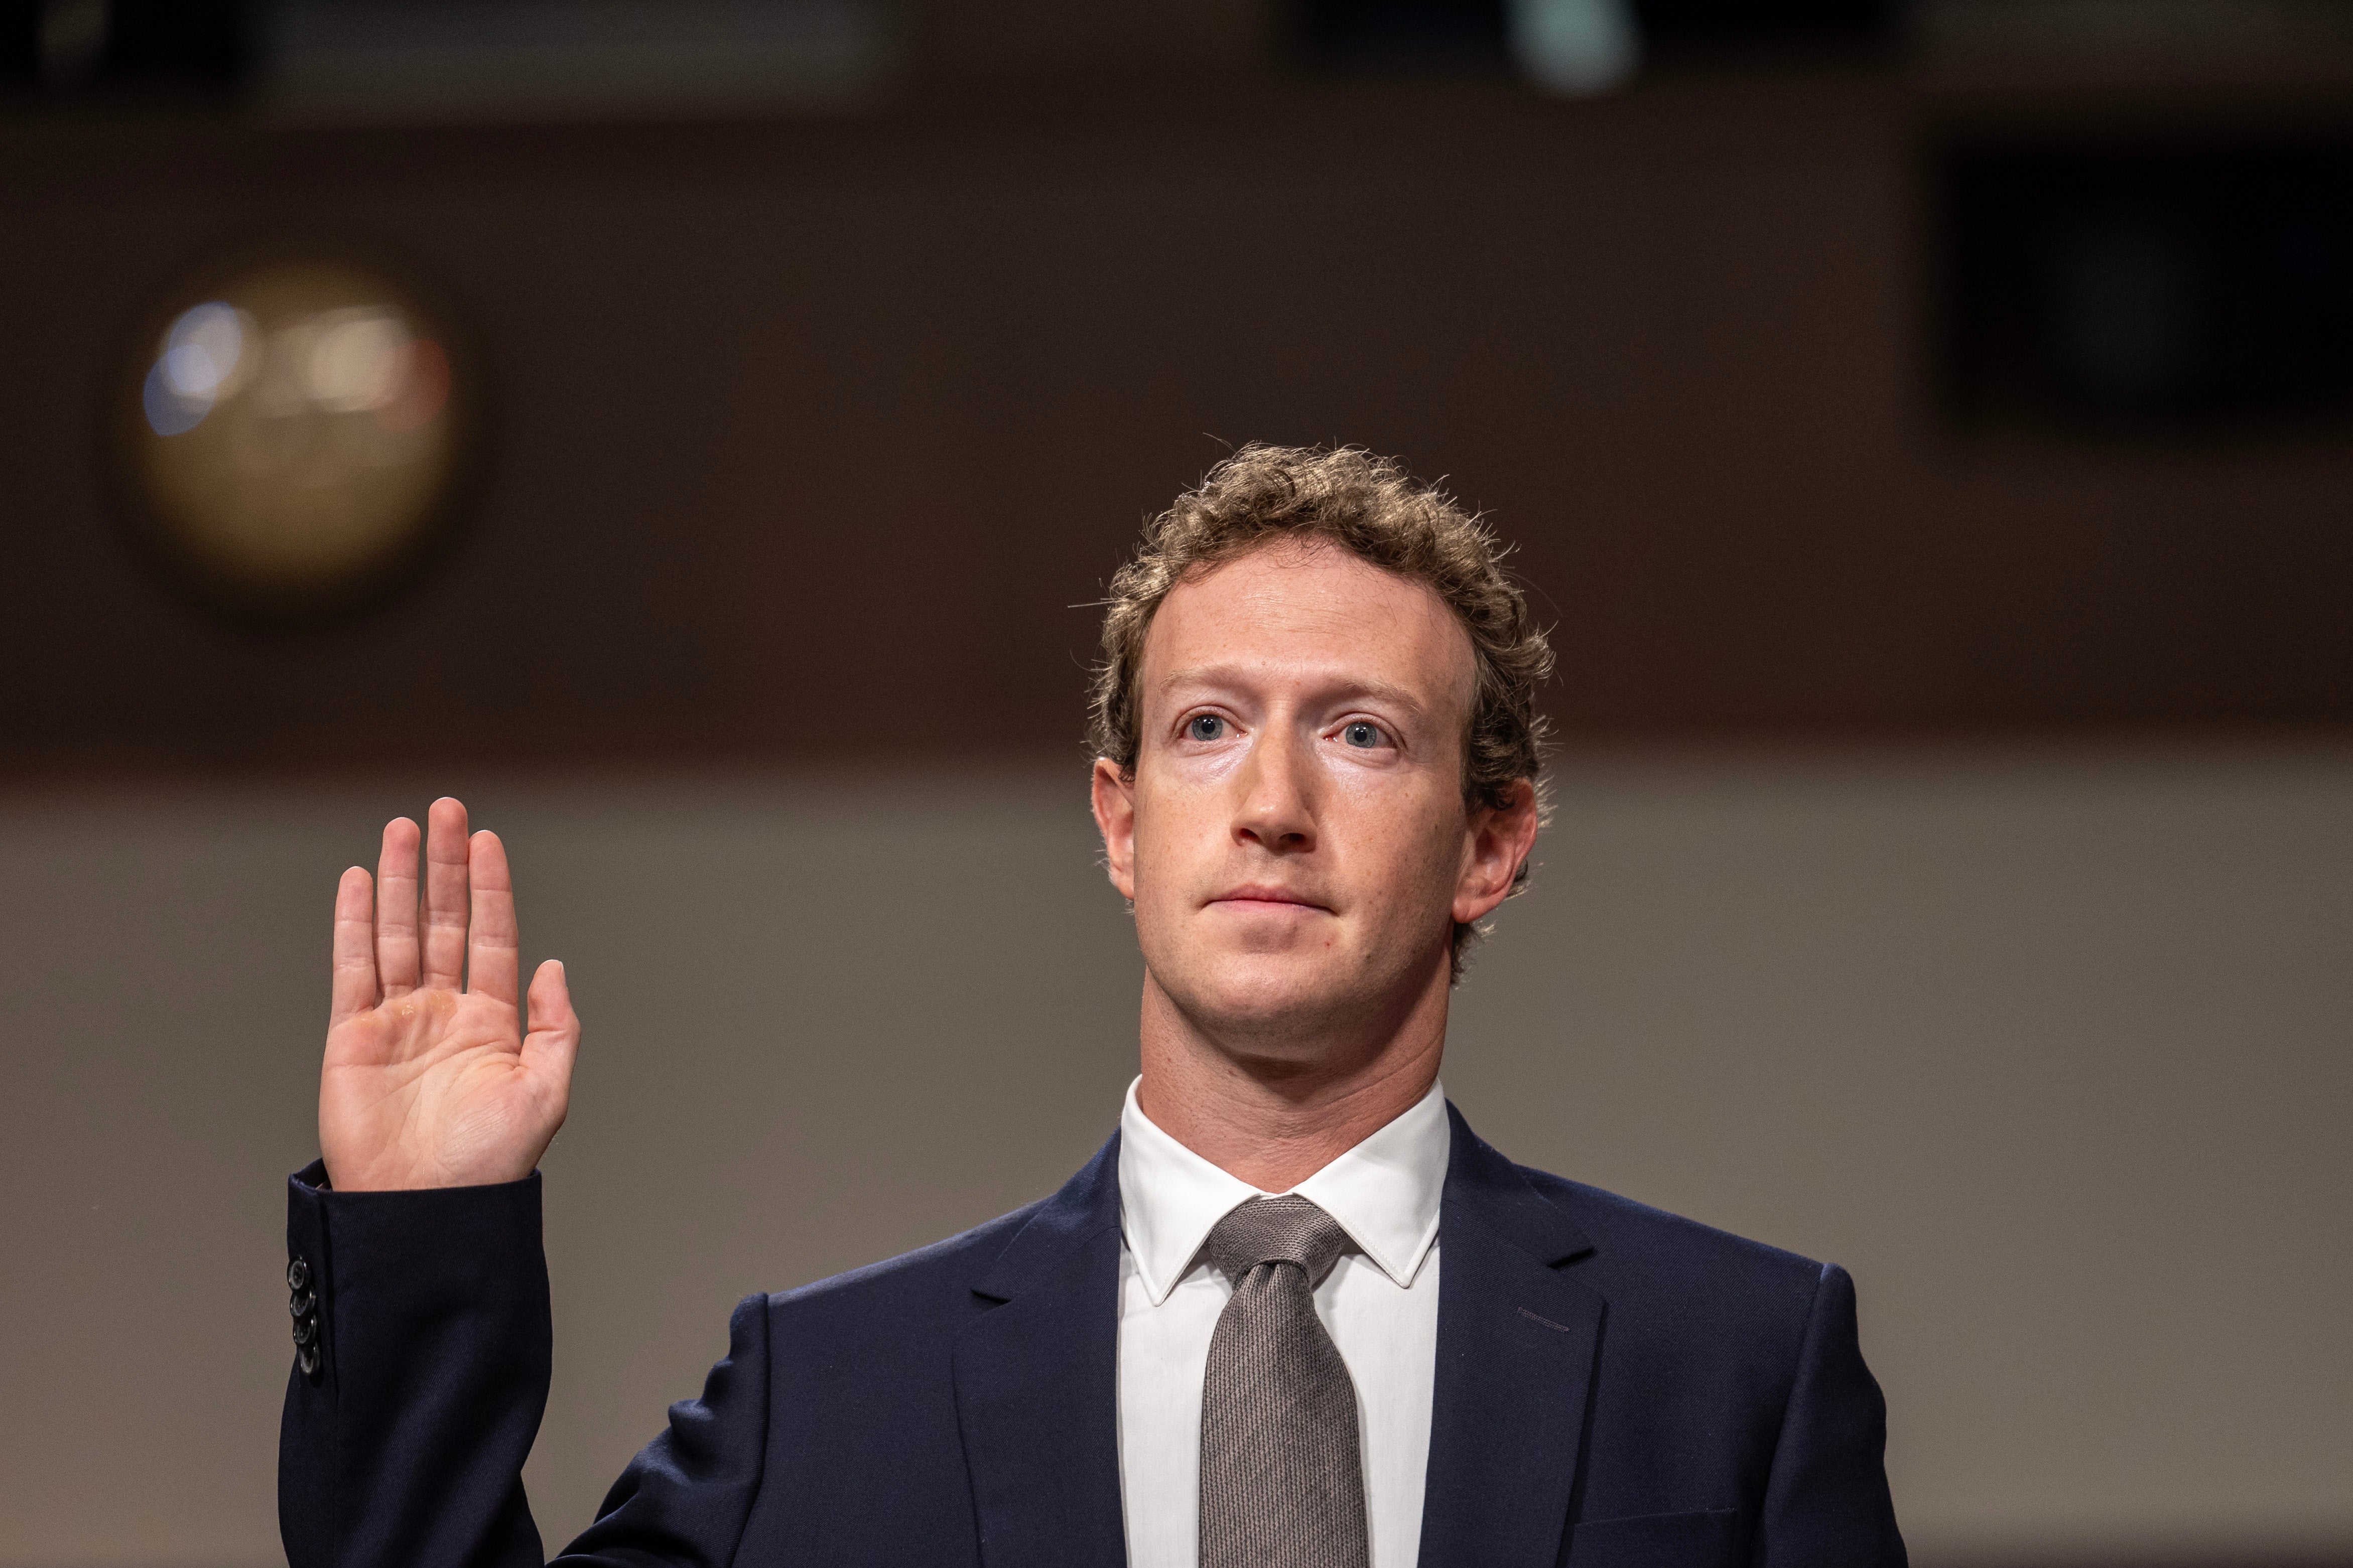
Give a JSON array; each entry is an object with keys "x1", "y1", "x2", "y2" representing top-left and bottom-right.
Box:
[{"x1": 320, "y1": 797, "x2": 579, "y2": 1191}]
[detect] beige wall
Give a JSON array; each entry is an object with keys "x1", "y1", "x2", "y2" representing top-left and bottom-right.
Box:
[{"x1": 0, "y1": 745, "x2": 2346, "y2": 1565}]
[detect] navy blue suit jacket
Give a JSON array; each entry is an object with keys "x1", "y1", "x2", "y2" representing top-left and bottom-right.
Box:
[{"x1": 280, "y1": 1104, "x2": 1905, "y2": 1566}]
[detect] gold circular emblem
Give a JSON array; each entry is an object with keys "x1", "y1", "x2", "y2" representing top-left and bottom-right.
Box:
[{"x1": 113, "y1": 246, "x2": 486, "y2": 623}]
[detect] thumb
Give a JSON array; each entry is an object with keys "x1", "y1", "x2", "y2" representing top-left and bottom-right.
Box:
[{"x1": 521, "y1": 958, "x2": 580, "y2": 1089}]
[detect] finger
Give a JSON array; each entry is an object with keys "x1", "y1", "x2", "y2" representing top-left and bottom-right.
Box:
[
  {"x1": 330, "y1": 867, "x2": 380, "y2": 1025},
  {"x1": 521, "y1": 959, "x2": 580, "y2": 1105},
  {"x1": 466, "y1": 829, "x2": 520, "y2": 1005},
  {"x1": 419, "y1": 797, "x2": 471, "y2": 990},
  {"x1": 375, "y1": 816, "x2": 422, "y2": 997}
]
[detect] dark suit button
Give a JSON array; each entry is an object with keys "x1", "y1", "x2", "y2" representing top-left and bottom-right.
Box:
[
  {"x1": 287, "y1": 1256, "x2": 310, "y2": 1292},
  {"x1": 289, "y1": 1289, "x2": 315, "y2": 1319},
  {"x1": 292, "y1": 1316, "x2": 316, "y2": 1347},
  {"x1": 297, "y1": 1344, "x2": 320, "y2": 1376}
]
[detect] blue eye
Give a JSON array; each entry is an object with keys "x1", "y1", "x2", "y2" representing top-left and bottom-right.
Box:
[
  {"x1": 1342, "y1": 722, "x2": 1382, "y2": 748},
  {"x1": 1187, "y1": 714, "x2": 1226, "y2": 742}
]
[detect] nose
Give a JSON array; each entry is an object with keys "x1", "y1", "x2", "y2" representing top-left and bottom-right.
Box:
[{"x1": 1232, "y1": 722, "x2": 1317, "y2": 855}]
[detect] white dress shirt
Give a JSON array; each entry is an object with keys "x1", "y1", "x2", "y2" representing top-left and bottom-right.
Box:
[{"x1": 1114, "y1": 1075, "x2": 1451, "y2": 1568}]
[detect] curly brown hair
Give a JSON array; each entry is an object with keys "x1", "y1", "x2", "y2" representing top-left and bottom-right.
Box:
[{"x1": 1089, "y1": 444, "x2": 1553, "y2": 978}]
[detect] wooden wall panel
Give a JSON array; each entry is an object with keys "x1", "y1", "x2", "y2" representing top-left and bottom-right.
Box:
[{"x1": 1, "y1": 70, "x2": 2347, "y2": 775}]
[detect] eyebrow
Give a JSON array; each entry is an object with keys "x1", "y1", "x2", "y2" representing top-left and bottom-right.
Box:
[{"x1": 1154, "y1": 664, "x2": 1435, "y2": 719}]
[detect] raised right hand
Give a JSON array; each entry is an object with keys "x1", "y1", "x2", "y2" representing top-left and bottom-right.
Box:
[{"x1": 319, "y1": 797, "x2": 580, "y2": 1191}]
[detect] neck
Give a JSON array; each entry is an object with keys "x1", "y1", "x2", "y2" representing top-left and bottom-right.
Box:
[{"x1": 1134, "y1": 964, "x2": 1450, "y2": 1191}]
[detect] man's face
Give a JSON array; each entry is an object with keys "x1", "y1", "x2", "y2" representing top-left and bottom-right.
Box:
[{"x1": 1093, "y1": 540, "x2": 1527, "y2": 1055}]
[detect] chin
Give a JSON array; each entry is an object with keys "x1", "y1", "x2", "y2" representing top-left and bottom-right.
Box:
[{"x1": 1159, "y1": 951, "x2": 1379, "y2": 1051}]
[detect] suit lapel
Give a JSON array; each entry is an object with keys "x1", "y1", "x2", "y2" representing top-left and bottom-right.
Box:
[
  {"x1": 1417, "y1": 1104, "x2": 1603, "y2": 1568},
  {"x1": 953, "y1": 1133, "x2": 1129, "y2": 1568}
]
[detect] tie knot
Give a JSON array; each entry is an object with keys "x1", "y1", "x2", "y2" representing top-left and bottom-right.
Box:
[{"x1": 1202, "y1": 1195, "x2": 1351, "y2": 1288}]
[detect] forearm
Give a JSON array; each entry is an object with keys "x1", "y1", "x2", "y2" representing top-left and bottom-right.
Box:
[{"x1": 280, "y1": 1162, "x2": 554, "y2": 1568}]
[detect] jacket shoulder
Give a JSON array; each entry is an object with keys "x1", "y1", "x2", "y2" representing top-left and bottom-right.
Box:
[
  {"x1": 1513, "y1": 1164, "x2": 1831, "y2": 1326},
  {"x1": 760, "y1": 1196, "x2": 1047, "y2": 1328},
  {"x1": 755, "y1": 1131, "x2": 1121, "y2": 1356}
]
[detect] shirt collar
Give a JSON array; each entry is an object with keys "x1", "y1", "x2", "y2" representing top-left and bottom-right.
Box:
[{"x1": 1116, "y1": 1074, "x2": 1451, "y2": 1306}]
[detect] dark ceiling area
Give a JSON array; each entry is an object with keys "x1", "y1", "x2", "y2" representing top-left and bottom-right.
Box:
[{"x1": 4, "y1": 52, "x2": 2351, "y2": 777}]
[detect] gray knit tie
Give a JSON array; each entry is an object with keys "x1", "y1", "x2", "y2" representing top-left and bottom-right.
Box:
[{"x1": 1198, "y1": 1195, "x2": 1371, "y2": 1568}]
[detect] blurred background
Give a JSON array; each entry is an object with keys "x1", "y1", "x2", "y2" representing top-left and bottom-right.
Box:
[{"x1": 1, "y1": 0, "x2": 2348, "y2": 1564}]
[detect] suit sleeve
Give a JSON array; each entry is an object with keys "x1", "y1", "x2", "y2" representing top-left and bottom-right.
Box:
[
  {"x1": 1752, "y1": 1262, "x2": 1908, "y2": 1568},
  {"x1": 279, "y1": 1163, "x2": 771, "y2": 1568}
]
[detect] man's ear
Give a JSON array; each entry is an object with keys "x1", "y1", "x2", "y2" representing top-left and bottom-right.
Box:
[
  {"x1": 1451, "y1": 778, "x2": 1539, "y2": 926},
  {"x1": 1091, "y1": 757, "x2": 1139, "y2": 902}
]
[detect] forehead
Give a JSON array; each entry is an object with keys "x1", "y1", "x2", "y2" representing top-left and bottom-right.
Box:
[{"x1": 1139, "y1": 540, "x2": 1475, "y2": 711}]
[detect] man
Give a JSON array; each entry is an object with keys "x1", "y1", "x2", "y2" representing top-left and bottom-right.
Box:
[{"x1": 281, "y1": 445, "x2": 1906, "y2": 1567}]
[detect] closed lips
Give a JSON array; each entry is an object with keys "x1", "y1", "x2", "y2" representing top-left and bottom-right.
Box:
[{"x1": 1212, "y1": 889, "x2": 1326, "y2": 909}]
